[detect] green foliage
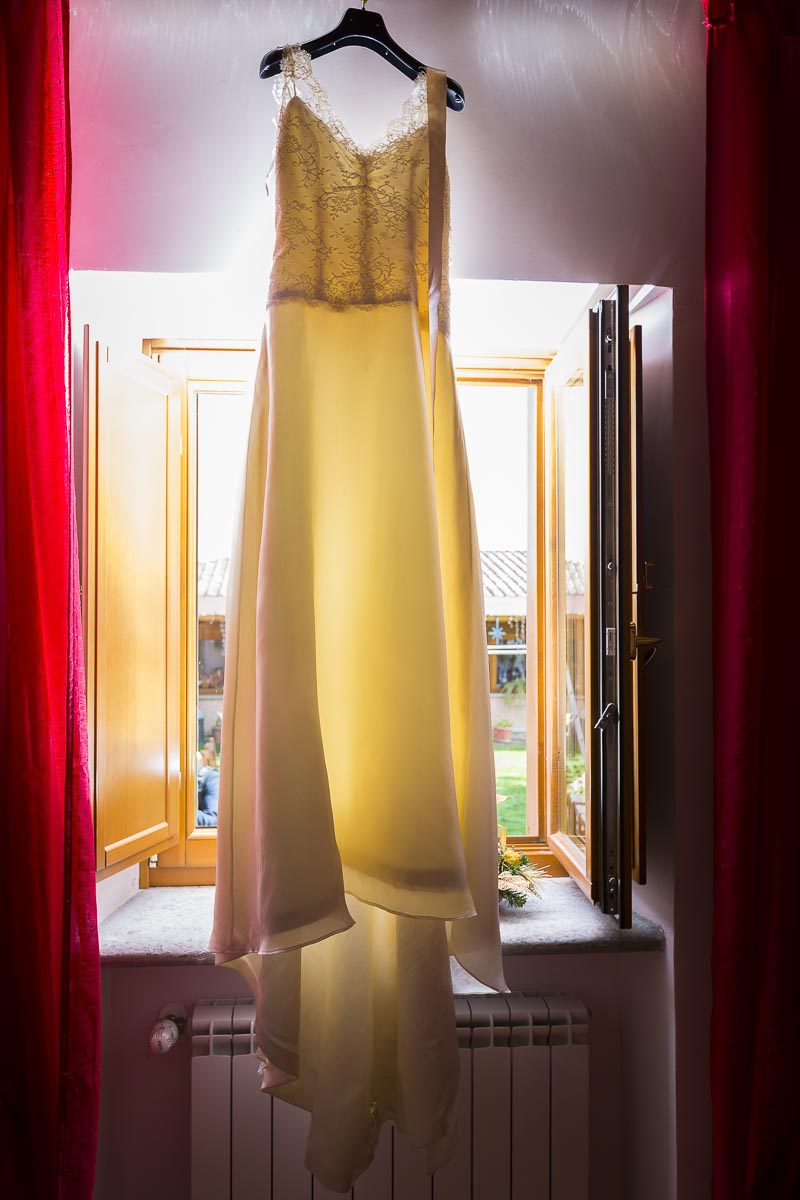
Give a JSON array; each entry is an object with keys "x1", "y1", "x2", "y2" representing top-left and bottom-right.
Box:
[
  {"x1": 497, "y1": 845, "x2": 547, "y2": 907},
  {"x1": 566, "y1": 753, "x2": 584, "y2": 787},
  {"x1": 494, "y1": 746, "x2": 526, "y2": 834},
  {"x1": 501, "y1": 674, "x2": 527, "y2": 702},
  {"x1": 496, "y1": 748, "x2": 585, "y2": 836}
]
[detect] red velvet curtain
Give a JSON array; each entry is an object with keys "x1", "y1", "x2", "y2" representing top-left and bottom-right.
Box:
[
  {"x1": 705, "y1": 2, "x2": 800, "y2": 1196},
  {"x1": 0, "y1": 2, "x2": 100, "y2": 1197}
]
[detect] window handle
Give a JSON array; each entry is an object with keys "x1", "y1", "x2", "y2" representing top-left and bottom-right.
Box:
[
  {"x1": 629, "y1": 622, "x2": 661, "y2": 666},
  {"x1": 594, "y1": 703, "x2": 618, "y2": 731}
]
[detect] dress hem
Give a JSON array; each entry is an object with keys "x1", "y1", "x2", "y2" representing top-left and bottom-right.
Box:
[
  {"x1": 210, "y1": 903, "x2": 355, "y2": 961},
  {"x1": 342, "y1": 867, "x2": 477, "y2": 924}
]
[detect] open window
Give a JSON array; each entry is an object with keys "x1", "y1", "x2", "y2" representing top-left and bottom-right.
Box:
[
  {"x1": 81, "y1": 281, "x2": 663, "y2": 926},
  {"x1": 540, "y1": 286, "x2": 661, "y2": 922},
  {"x1": 145, "y1": 342, "x2": 255, "y2": 884}
]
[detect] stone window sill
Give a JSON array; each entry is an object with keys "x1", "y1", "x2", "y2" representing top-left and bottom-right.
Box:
[{"x1": 99, "y1": 878, "x2": 665, "y2": 968}]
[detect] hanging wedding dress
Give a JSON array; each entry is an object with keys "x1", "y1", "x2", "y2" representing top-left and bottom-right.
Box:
[{"x1": 210, "y1": 46, "x2": 507, "y2": 1192}]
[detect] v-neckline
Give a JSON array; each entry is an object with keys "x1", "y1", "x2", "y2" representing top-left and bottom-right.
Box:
[{"x1": 279, "y1": 46, "x2": 428, "y2": 160}]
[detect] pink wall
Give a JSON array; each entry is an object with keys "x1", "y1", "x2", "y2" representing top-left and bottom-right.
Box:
[
  {"x1": 99, "y1": 955, "x2": 673, "y2": 1200},
  {"x1": 75, "y1": 2, "x2": 711, "y2": 1195},
  {"x1": 69, "y1": 1, "x2": 706, "y2": 290}
]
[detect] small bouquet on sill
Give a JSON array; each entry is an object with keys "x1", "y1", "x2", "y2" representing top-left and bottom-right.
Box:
[{"x1": 497, "y1": 825, "x2": 547, "y2": 909}]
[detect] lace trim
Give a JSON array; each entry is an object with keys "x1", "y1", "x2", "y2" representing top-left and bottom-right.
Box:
[
  {"x1": 274, "y1": 44, "x2": 428, "y2": 160},
  {"x1": 267, "y1": 44, "x2": 450, "y2": 333},
  {"x1": 269, "y1": 294, "x2": 423, "y2": 316}
]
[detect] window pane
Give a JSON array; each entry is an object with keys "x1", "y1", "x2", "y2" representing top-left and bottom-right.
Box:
[
  {"x1": 195, "y1": 391, "x2": 250, "y2": 828},
  {"x1": 459, "y1": 386, "x2": 529, "y2": 836},
  {"x1": 559, "y1": 382, "x2": 588, "y2": 849}
]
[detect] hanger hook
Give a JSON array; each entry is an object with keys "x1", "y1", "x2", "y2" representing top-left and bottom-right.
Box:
[{"x1": 361, "y1": 0, "x2": 368, "y2": 8}]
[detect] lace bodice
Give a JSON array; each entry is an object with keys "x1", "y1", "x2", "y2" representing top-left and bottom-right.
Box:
[{"x1": 268, "y1": 46, "x2": 450, "y2": 329}]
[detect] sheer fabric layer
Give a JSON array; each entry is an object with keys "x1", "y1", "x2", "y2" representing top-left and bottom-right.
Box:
[{"x1": 227, "y1": 895, "x2": 460, "y2": 1193}]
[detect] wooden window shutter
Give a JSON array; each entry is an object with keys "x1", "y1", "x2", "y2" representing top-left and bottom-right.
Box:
[{"x1": 83, "y1": 332, "x2": 182, "y2": 877}]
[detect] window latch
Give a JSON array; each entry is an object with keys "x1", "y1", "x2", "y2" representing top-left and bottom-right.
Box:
[
  {"x1": 594, "y1": 703, "x2": 617, "y2": 731},
  {"x1": 629, "y1": 622, "x2": 662, "y2": 665}
]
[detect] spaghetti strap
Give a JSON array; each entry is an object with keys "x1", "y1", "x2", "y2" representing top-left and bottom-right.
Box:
[{"x1": 426, "y1": 66, "x2": 448, "y2": 424}]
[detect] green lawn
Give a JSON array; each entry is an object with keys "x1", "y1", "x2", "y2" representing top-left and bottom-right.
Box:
[{"x1": 494, "y1": 745, "x2": 527, "y2": 835}]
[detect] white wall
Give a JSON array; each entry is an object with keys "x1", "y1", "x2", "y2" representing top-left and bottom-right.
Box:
[
  {"x1": 96, "y1": 865, "x2": 140, "y2": 923},
  {"x1": 75, "y1": 2, "x2": 711, "y2": 1196}
]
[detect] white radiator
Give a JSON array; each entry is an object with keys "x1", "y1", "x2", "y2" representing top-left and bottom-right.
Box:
[{"x1": 191, "y1": 993, "x2": 589, "y2": 1200}]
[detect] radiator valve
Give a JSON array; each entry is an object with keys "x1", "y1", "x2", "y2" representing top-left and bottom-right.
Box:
[{"x1": 150, "y1": 1003, "x2": 188, "y2": 1054}]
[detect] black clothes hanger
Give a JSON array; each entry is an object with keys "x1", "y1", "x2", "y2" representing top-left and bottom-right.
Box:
[{"x1": 259, "y1": 2, "x2": 465, "y2": 113}]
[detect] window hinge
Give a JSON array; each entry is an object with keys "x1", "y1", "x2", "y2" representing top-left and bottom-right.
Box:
[{"x1": 148, "y1": 854, "x2": 158, "y2": 868}]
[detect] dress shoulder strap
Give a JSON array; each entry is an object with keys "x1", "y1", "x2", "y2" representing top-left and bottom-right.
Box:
[
  {"x1": 426, "y1": 68, "x2": 448, "y2": 420},
  {"x1": 274, "y1": 45, "x2": 313, "y2": 108},
  {"x1": 426, "y1": 67, "x2": 447, "y2": 296}
]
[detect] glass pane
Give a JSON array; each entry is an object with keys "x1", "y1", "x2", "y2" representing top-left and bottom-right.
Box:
[
  {"x1": 195, "y1": 391, "x2": 250, "y2": 828},
  {"x1": 559, "y1": 380, "x2": 588, "y2": 848},
  {"x1": 459, "y1": 386, "x2": 529, "y2": 836}
]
